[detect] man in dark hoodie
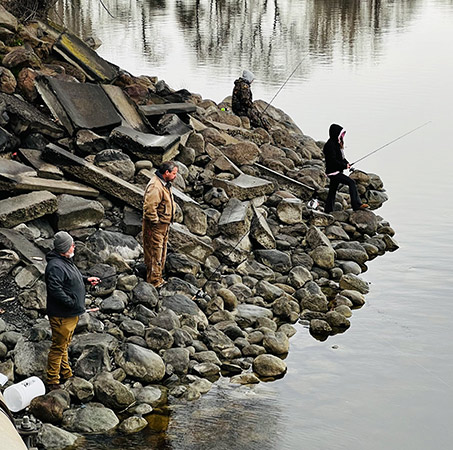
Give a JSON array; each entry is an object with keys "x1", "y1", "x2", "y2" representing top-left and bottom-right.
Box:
[
  {"x1": 45, "y1": 231, "x2": 100, "y2": 390},
  {"x1": 323, "y1": 124, "x2": 369, "y2": 213}
]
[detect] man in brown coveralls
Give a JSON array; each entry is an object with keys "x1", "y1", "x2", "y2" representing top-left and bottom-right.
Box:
[{"x1": 142, "y1": 161, "x2": 178, "y2": 288}]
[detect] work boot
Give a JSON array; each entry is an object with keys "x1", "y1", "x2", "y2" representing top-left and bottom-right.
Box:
[
  {"x1": 46, "y1": 383, "x2": 61, "y2": 392},
  {"x1": 359, "y1": 203, "x2": 369, "y2": 209}
]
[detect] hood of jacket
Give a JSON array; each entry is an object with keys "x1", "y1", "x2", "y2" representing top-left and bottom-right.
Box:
[{"x1": 329, "y1": 123, "x2": 344, "y2": 141}]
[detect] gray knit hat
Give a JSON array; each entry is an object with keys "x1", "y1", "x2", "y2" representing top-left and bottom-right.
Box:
[
  {"x1": 54, "y1": 231, "x2": 73, "y2": 254},
  {"x1": 242, "y1": 69, "x2": 255, "y2": 83}
]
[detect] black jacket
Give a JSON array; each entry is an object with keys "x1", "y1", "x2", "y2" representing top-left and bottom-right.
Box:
[
  {"x1": 45, "y1": 250, "x2": 86, "y2": 318},
  {"x1": 323, "y1": 123, "x2": 349, "y2": 175}
]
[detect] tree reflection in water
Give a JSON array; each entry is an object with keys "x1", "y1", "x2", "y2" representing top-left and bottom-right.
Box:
[{"x1": 52, "y1": 0, "x2": 420, "y2": 85}]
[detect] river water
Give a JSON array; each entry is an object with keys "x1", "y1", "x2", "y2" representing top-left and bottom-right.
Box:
[{"x1": 53, "y1": 1, "x2": 453, "y2": 449}]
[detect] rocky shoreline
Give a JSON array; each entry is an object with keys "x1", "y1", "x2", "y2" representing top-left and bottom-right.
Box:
[{"x1": 0, "y1": 5, "x2": 398, "y2": 449}]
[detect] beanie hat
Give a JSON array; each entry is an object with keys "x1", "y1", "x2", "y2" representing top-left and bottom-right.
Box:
[
  {"x1": 242, "y1": 69, "x2": 255, "y2": 83},
  {"x1": 54, "y1": 231, "x2": 73, "y2": 254}
]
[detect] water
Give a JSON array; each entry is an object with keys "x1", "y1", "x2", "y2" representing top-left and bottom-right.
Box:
[{"x1": 53, "y1": 1, "x2": 453, "y2": 448}]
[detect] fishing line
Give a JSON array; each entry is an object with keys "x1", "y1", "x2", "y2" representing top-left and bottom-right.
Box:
[
  {"x1": 350, "y1": 121, "x2": 431, "y2": 167},
  {"x1": 261, "y1": 55, "x2": 309, "y2": 115}
]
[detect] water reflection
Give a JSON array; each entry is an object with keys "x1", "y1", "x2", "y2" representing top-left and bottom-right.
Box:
[{"x1": 52, "y1": 0, "x2": 422, "y2": 83}]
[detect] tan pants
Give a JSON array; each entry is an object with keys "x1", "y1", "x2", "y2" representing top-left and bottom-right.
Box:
[
  {"x1": 142, "y1": 220, "x2": 170, "y2": 287},
  {"x1": 47, "y1": 316, "x2": 79, "y2": 385}
]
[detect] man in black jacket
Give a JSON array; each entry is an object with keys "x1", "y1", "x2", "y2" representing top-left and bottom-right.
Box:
[
  {"x1": 45, "y1": 231, "x2": 99, "y2": 390},
  {"x1": 323, "y1": 124, "x2": 369, "y2": 213}
]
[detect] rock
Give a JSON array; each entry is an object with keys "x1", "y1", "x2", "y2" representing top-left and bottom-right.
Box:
[
  {"x1": 287, "y1": 266, "x2": 313, "y2": 289},
  {"x1": 132, "y1": 281, "x2": 159, "y2": 308},
  {"x1": 310, "y1": 245, "x2": 336, "y2": 269},
  {"x1": 74, "y1": 345, "x2": 112, "y2": 379},
  {"x1": 230, "y1": 373, "x2": 261, "y2": 384},
  {"x1": 263, "y1": 331, "x2": 290, "y2": 355},
  {"x1": 161, "y1": 294, "x2": 208, "y2": 329},
  {"x1": 133, "y1": 385, "x2": 167, "y2": 407},
  {"x1": 29, "y1": 390, "x2": 70, "y2": 424},
  {"x1": 349, "y1": 209, "x2": 379, "y2": 235},
  {"x1": 341, "y1": 289, "x2": 366, "y2": 307},
  {"x1": 253, "y1": 354, "x2": 287, "y2": 378},
  {"x1": 221, "y1": 141, "x2": 260, "y2": 165},
  {"x1": 120, "y1": 318, "x2": 145, "y2": 337},
  {"x1": 297, "y1": 281, "x2": 329, "y2": 313},
  {"x1": 255, "y1": 280, "x2": 285, "y2": 302},
  {"x1": 118, "y1": 416, "x2": 148, "y2": 434},
  {"x1": 73, "y1": 129, "x2": 107, "y2": 155},
  {"x1": 218, "y1": 198, "x2": 252, "y2": 237},
  {"x1": 3, "y1": 47, "x2": 41, "y2": 71},
  {"x1": 201, "y1": 326, "x2": 235, "y2": 354},
  {"x1": 192, "y1": 362, "x2": 221, "y2": 378},
  {"x1": 0, "y1": 67, "x2": 16, "y2": 94},
  {"x1": 55, "y1": 194, "x2": 104, "y2": 230},
  {"x1": 309, "y1": 319, "x2": 332, "y2": 335},
  {"x1": 276, "y1": 198, "x2": 304, "y2": 224},
  {"x1": 115, "y1": 343, "x2": 165, "y2": 382},
  {"x1": 145, "y1": 326, "x2": 174, "y2": 351},
  {"x1": 162, "y1": 347, "x2": 190, "y2": 375},
  {"x1": 37, "y1": 423, "x2": 79, "y2": 450},
  {"x1": 234, "y1": 304, "x2": 273, "y2": 328},
  {"x1": 335, "y1": 304, "x2": 352, "y2": 318},
  {"x1": 62, "y1": 403, "x2": 119, "y2": 433},
  {"x1": 254, "y1": 249, "x2": 292, "y2": 273},
  {"x1": 93, "y1": 372, "x2": 135, "y2": 410},
  {"x1": 94, "y1": 149, "x2": 136, "y2": 181},
  {"x1": 0, "y1": 5, "x2": 18, "y2": 32},
  {"x1": 272, "y1": 296, "x2": 300, "y2": 321},
  {"x1": 87, "y1": 229, "x2": 142, "y2": 262},
  {"x1": 0, "y1": 249, "x2": 20, "y2": 277},
  {"x1": 339, "y1": 273, "x2": 370, "y2": 294},
  {"x1": 306, "y1": 226, "x2": 332, "y2": 248},
  {"x1": 100, "y1": 290, "x2": 127, "y2": 313},
  {"x1": 216, "y1": 288, "x2": 238, "y2": 311},
  {"x1": 213, "y1": 173, "x2": 274, "y2": 201},
  {"x1": 0, "y1": 191, "x2": 57, "y2": 228},
  {"x1": 13, "y1": 338, "x2": 50, "y2": 377},
  {"x1": 63, "y1": 376, "x2": 94, "y2": 402},
  {"x1": 325, "y1": 311, "x2": 351, "y2": 329}
]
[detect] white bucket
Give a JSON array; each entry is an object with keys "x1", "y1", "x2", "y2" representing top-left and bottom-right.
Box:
[
  {"x1": 0, "y1": 373, "x2": 8, "y2": 386},
  {"x1": 3, "y1": 376, "x2": 46, "y2": 412}
]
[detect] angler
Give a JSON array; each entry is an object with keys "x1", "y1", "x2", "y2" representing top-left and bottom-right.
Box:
[{"x1": 323, "y1": 124, "x2": 369, "y2": 214}]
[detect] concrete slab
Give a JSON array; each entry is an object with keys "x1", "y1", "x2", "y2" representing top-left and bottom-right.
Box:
[
  {"x1": 213, "y1": 173, "x2": 274, "y2": 201},
  {"x1": 169, "y1": 223, "x2": 213, "y2": 263},
  {"x1": 46, "y1": 77, "x2": 122, "y2": 131},
  {"x1": 110, "y1": 126, "x2": 180, "y2": 165},
  {"x1": 102, "y1": 84, "x2": 151, "y2": 133},
  {"x1": 0, "y1": 171, "x2": 99, "y2": 197},
  {"x1": 0, "y1": 190, "x2": 57, "y2": 228},
  {"x1": 139, "y1": 103, "x2": 196, "y2": 116},
  {"x1": 44, "y1": 143, "x2": 144, "y2": 209},
  {"x1": 254, "y1": 162, "x2": 314, "y2": 200},
  {"x1": 0, "y1": 158, "x2": 37, "y2": 178},
  {"x1": 0, "y1": 228, "x2": 46, "y2": 274},
  {"x1": 55, "y1": 30, "x2": 119, "y2": 82},
  {"x1": 0, "y1": 92, "x2": 64, "y2": 139},
  {"x1": 250, "y1": 205, "x2": 276, "y2": 249},
  {"x1": 218, "y1": 198, "x2": 252, "y2": 237},
  {"x1": 17, "y1": 148, "x2": 64, "y2": 180},
  {"x1": 35, "y1": 77, "x2": 75, "y2": 135}
]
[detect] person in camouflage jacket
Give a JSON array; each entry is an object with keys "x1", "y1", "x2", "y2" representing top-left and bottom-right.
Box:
[{"x1": 232, "y1": 70, "x2": 267, "y2": 128}]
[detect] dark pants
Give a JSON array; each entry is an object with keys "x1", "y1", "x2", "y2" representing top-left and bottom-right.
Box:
[{"x1": 325, "y1": 172, "x2": 362, "y2": 213}]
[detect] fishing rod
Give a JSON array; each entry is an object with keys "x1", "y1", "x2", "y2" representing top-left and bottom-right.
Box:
[
  {"x1": 350, "y1": 121, "x2": 431, "y2": 167},
  {"x1": 261, "y1": 56, "x2": 308, "y2": 115}
]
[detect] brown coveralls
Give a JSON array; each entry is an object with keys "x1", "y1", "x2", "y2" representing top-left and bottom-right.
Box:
[{"x1": 142, "y1": 174, "x2": 175, "y2": 287}]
